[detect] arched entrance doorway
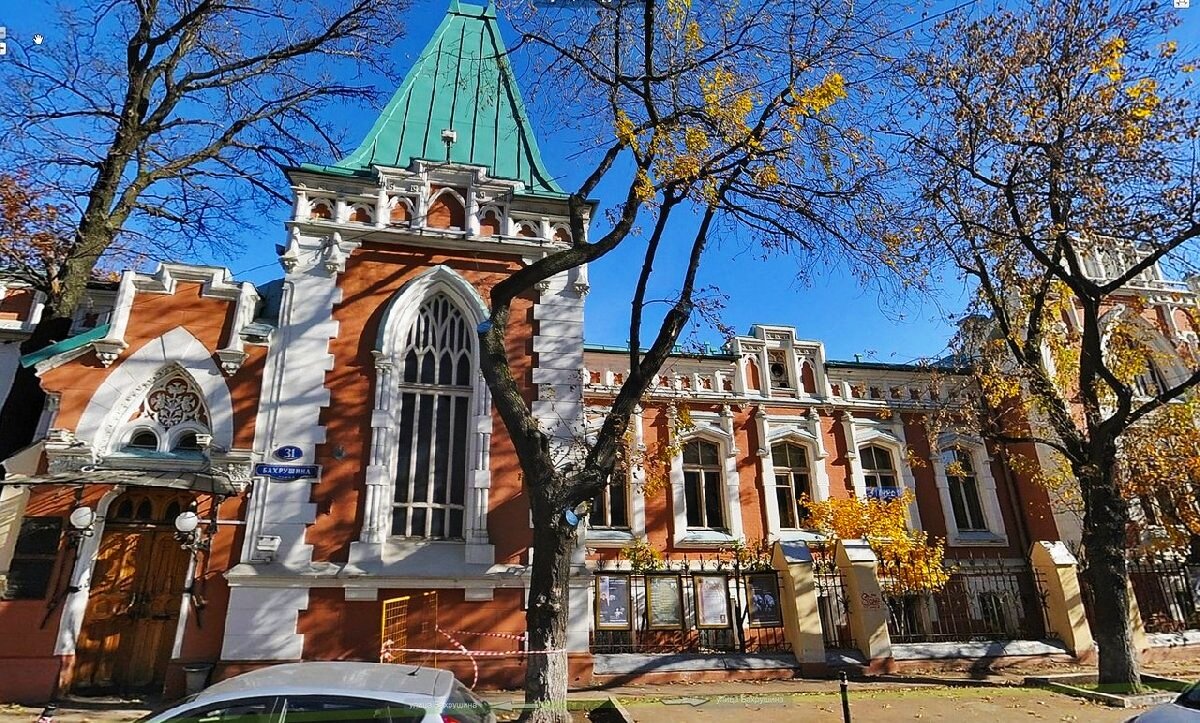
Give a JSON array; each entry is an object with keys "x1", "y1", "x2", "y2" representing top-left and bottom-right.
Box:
[{"x1": 73, "y1": 489, "x2": 194, "y2": 694}]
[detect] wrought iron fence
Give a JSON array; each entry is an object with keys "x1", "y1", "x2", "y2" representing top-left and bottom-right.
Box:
[
  {"x1": 1129, "y1": 555, "x2": 1200, "y2": 633},
  {"x1": 882, "y1": 554, "x2": 1052, "y2": 644},
  {"x1": 1077, "y1": 553, "x2": 1200, "y2": 635},
  {"x1": 812, "y1": 553, "x2": 855, "y2": 650},
  {"x1": 589, "y1": 566, "x2": 791, "y2": 655}
]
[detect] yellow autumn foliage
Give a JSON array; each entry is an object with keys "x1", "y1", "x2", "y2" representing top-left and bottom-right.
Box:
[
  {"x1": 804, "y1": 491, "x2": 950, "y2": 594},
  {"x1": 1120, "y1": 396, "x2": 1200, "y2": 556},
  {"x1": 790, "y1": 73, "x2": 848, "y2": 118}
]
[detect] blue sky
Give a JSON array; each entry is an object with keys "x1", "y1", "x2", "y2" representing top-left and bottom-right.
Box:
[{"x1": 2, "y1": 0, "x2": 1195, "y2": 363}]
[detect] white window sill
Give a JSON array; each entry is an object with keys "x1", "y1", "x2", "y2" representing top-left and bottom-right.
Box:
[
  {"x1": 675, "y1": 530, "x2": 737, "y2": 548},
  {"x1": 586, "y1": 529, "x2": 634, "y2": 547},
  {"x1": 949, "y1": 531, "x2": 1008, "y2": 546},
  {"x1": 777, "y1": 529, "x2": 829, "y2": 544}
]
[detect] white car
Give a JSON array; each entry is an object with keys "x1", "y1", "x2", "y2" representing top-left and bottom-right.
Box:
[{"x1": 138, "y1": 662, "x2": 496, "y2": 723}]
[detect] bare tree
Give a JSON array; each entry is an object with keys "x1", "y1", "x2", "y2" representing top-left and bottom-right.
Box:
[
  {"x1": 482, "y1": 0, "x2": 905, "y2": 718},
  {"x1": 0, "y1": 0, "x2": 409, "y2": 457},
  {"x1": 892, "y1": 0, "x2": 1200, "y2": 689}
]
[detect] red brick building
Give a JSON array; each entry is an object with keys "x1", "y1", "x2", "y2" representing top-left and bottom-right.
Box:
[{"x1": 0, "y1": 0, "x2": 1122, "y2": 703}]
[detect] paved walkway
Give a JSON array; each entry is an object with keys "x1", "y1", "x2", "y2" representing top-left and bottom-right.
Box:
[{"x1": 0, "y1": 678, "x2": 1151, "y2": 723}]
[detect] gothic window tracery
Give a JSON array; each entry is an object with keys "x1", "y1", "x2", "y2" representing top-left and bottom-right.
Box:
[
  {"x1": 138, "y1": 374, "x2": 209, "y2": 430},
  {"x1": 392, "y1": 293, "x2": 471, "y2": 539},
  {"x1": 114, "y1": 368, "x2": 211, "y2": 455}
]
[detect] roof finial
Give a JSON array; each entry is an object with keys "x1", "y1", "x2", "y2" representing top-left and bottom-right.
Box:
[{"x1": 441, "y1": 128, "x2": 458, "y2": 162}]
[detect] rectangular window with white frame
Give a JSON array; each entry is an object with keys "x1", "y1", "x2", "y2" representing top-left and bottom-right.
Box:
[
  {"x1": 860, "y1": 444, "x2": 901, "y2": 500},
  {"x1": 772, "y1": 442, "x2": 811, "y2": 529},
  {"x1": 591, "y1": 466, "x2": 630, "y2": 529},
  {"x1": 943, "y1": 448, "x2": 987, "y2": 531},
  {"x1": 683, "y1": 439, "x2": 726, "y2": 529}
]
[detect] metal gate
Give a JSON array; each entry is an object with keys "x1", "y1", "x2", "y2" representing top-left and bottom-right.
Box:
[{"x1": 813, "y1": 554, "x2": 855, "y2": 650}]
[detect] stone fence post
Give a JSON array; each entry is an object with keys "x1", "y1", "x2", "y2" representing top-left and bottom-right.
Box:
[
  {"x1": 771, "y1": 540, "x2": 826, "y2": 673},
  {"x1": 834, "y1": 539, "x2": 894, "y2": 672},
  {"x1": 1029, "y1": 541, "x2": 1094, "y2": 659}
]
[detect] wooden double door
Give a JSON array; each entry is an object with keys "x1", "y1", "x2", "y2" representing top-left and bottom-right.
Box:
[{"x1": 73, "y1": 490, "x2": 194, "y2": 694}]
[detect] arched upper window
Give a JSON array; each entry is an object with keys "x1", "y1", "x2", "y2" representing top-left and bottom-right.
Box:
[
  {"x1": 309, "y1": 199, "x2": 333, "y2": 220},
  {"x1": 173, "y1": 432, "x2": 201, "y2": 452},
  {"x1": 392, "y1": 294, "x2": 472, "y2": 539},
  {"x1": 427, "y1": 190, "x2": 465, "y2": 230},
  {"x1": 682, "y1": 439, "x2": 725, "y2": 530},
  {"x1": 126, "y1": 429, "x2": 159, "y2": 451},
  {"x1": 772, "y1": 442, "x2": 811, "y2": 529},
  {"x1": 943, "y1": 448, "x2": 987, "y2": 531},
  {"x1": 860, "y1": 444, "x2": 899, "y2": 499},
  {"x1": 114, "y1": 368, "x2": 211, "y2": 457}
]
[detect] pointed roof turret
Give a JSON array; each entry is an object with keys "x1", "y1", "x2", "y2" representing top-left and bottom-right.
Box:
[{"x1": 306, "y1": 1, "x2": 563, "y2": 196}]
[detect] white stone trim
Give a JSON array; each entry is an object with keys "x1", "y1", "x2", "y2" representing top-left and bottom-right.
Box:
[
  {"x1": 353, "y1": 265, "x2": 494, "y2": 566},
  {"x1": 0, "y1": 485, "x2": 31, "y2": 581},
  {"x1": 630, "y1": 406, "x2": 648, "y2": 537},
  {"x1": 220, "y1": 586, "x2": 309, "y2": 661},
  {"x1": 840, "y1": 412, "x2": 867, "y2": 499},
  {"x1": 239, "y1": 235, "x2": 347, "y2": 570},
  {"x1": 83, "y1": 264, "x2": 259, "y2": 369},
  {"x1": 669, "y1": 425, "x2": 744, "y2": 547},
  {"x1": 74, "y1": 327, "x2": 235, "y2": 454},
  {"x1": 931, "y1": 433, "x2": 1009, "y2": 546},
  {"x1": 55, "y1": 486, "x2": 125, "y2": 656},
  {"x1": 0, "y1": 282, "x2": 46, "y2": 339},
  {"x1": 759, "y1": 413, "x2": 831, "y2": 539}
]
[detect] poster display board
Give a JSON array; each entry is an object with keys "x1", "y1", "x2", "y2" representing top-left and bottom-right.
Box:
[
  {"x1": 646, "y1": 574, "x2": 685, "y2": 630},
  {"x1": 693, "y1": 573, "x2": 731, "y2": 629},
  {"x1": 595, "y1": 574, "x2": 633, "y2": 630},
  {"x1": 746, "y1": 572, "x2": 784, "y2": 627}
]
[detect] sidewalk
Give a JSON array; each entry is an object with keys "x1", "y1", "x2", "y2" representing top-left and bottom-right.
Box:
[
  {"x1": 0, "y1": 672, "x2": 1177, "y2": 723},
  {"x1": 478, "y1": 677, "x2": 1136, "y2": 722}
]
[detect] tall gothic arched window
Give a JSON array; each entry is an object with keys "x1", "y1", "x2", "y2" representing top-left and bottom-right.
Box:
[{"x1": 392, "y1": 294, "x2": 472, "y2": 539}]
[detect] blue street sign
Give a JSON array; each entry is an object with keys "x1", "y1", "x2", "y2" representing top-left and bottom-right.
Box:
[
  {"x1": 254, "y1": 463, "x2": 319, "y2": 481},
  {"x1": 866, "y1": 486, "x2": 903, "y2": 501},
  {"x1": 274, "y1": 445, "x2": 303, "y2": 461}
]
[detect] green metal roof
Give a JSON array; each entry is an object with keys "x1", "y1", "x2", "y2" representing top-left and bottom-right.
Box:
[
  {"x1": 310, "y1": 1, "x2": 563, "y2": 196},
  {"x1": 20, "y1": 324, "x2": 110, "y2": 368}
]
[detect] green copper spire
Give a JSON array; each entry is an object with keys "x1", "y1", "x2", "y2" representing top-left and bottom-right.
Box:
[{"x1": 322, "y1": 1, "x2": 563, "y2": 196}]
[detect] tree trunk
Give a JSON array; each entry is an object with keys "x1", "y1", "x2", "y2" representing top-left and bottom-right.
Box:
[
  {"x1": 522, "y1": 477, "x2": 576, "y2": 723},
  {"x1": 1078, "y1": 463, "x2": 1142, "y2": 691},
  {"x1": 0, "y1": 314, "x2": 72, "y2": 463}
]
